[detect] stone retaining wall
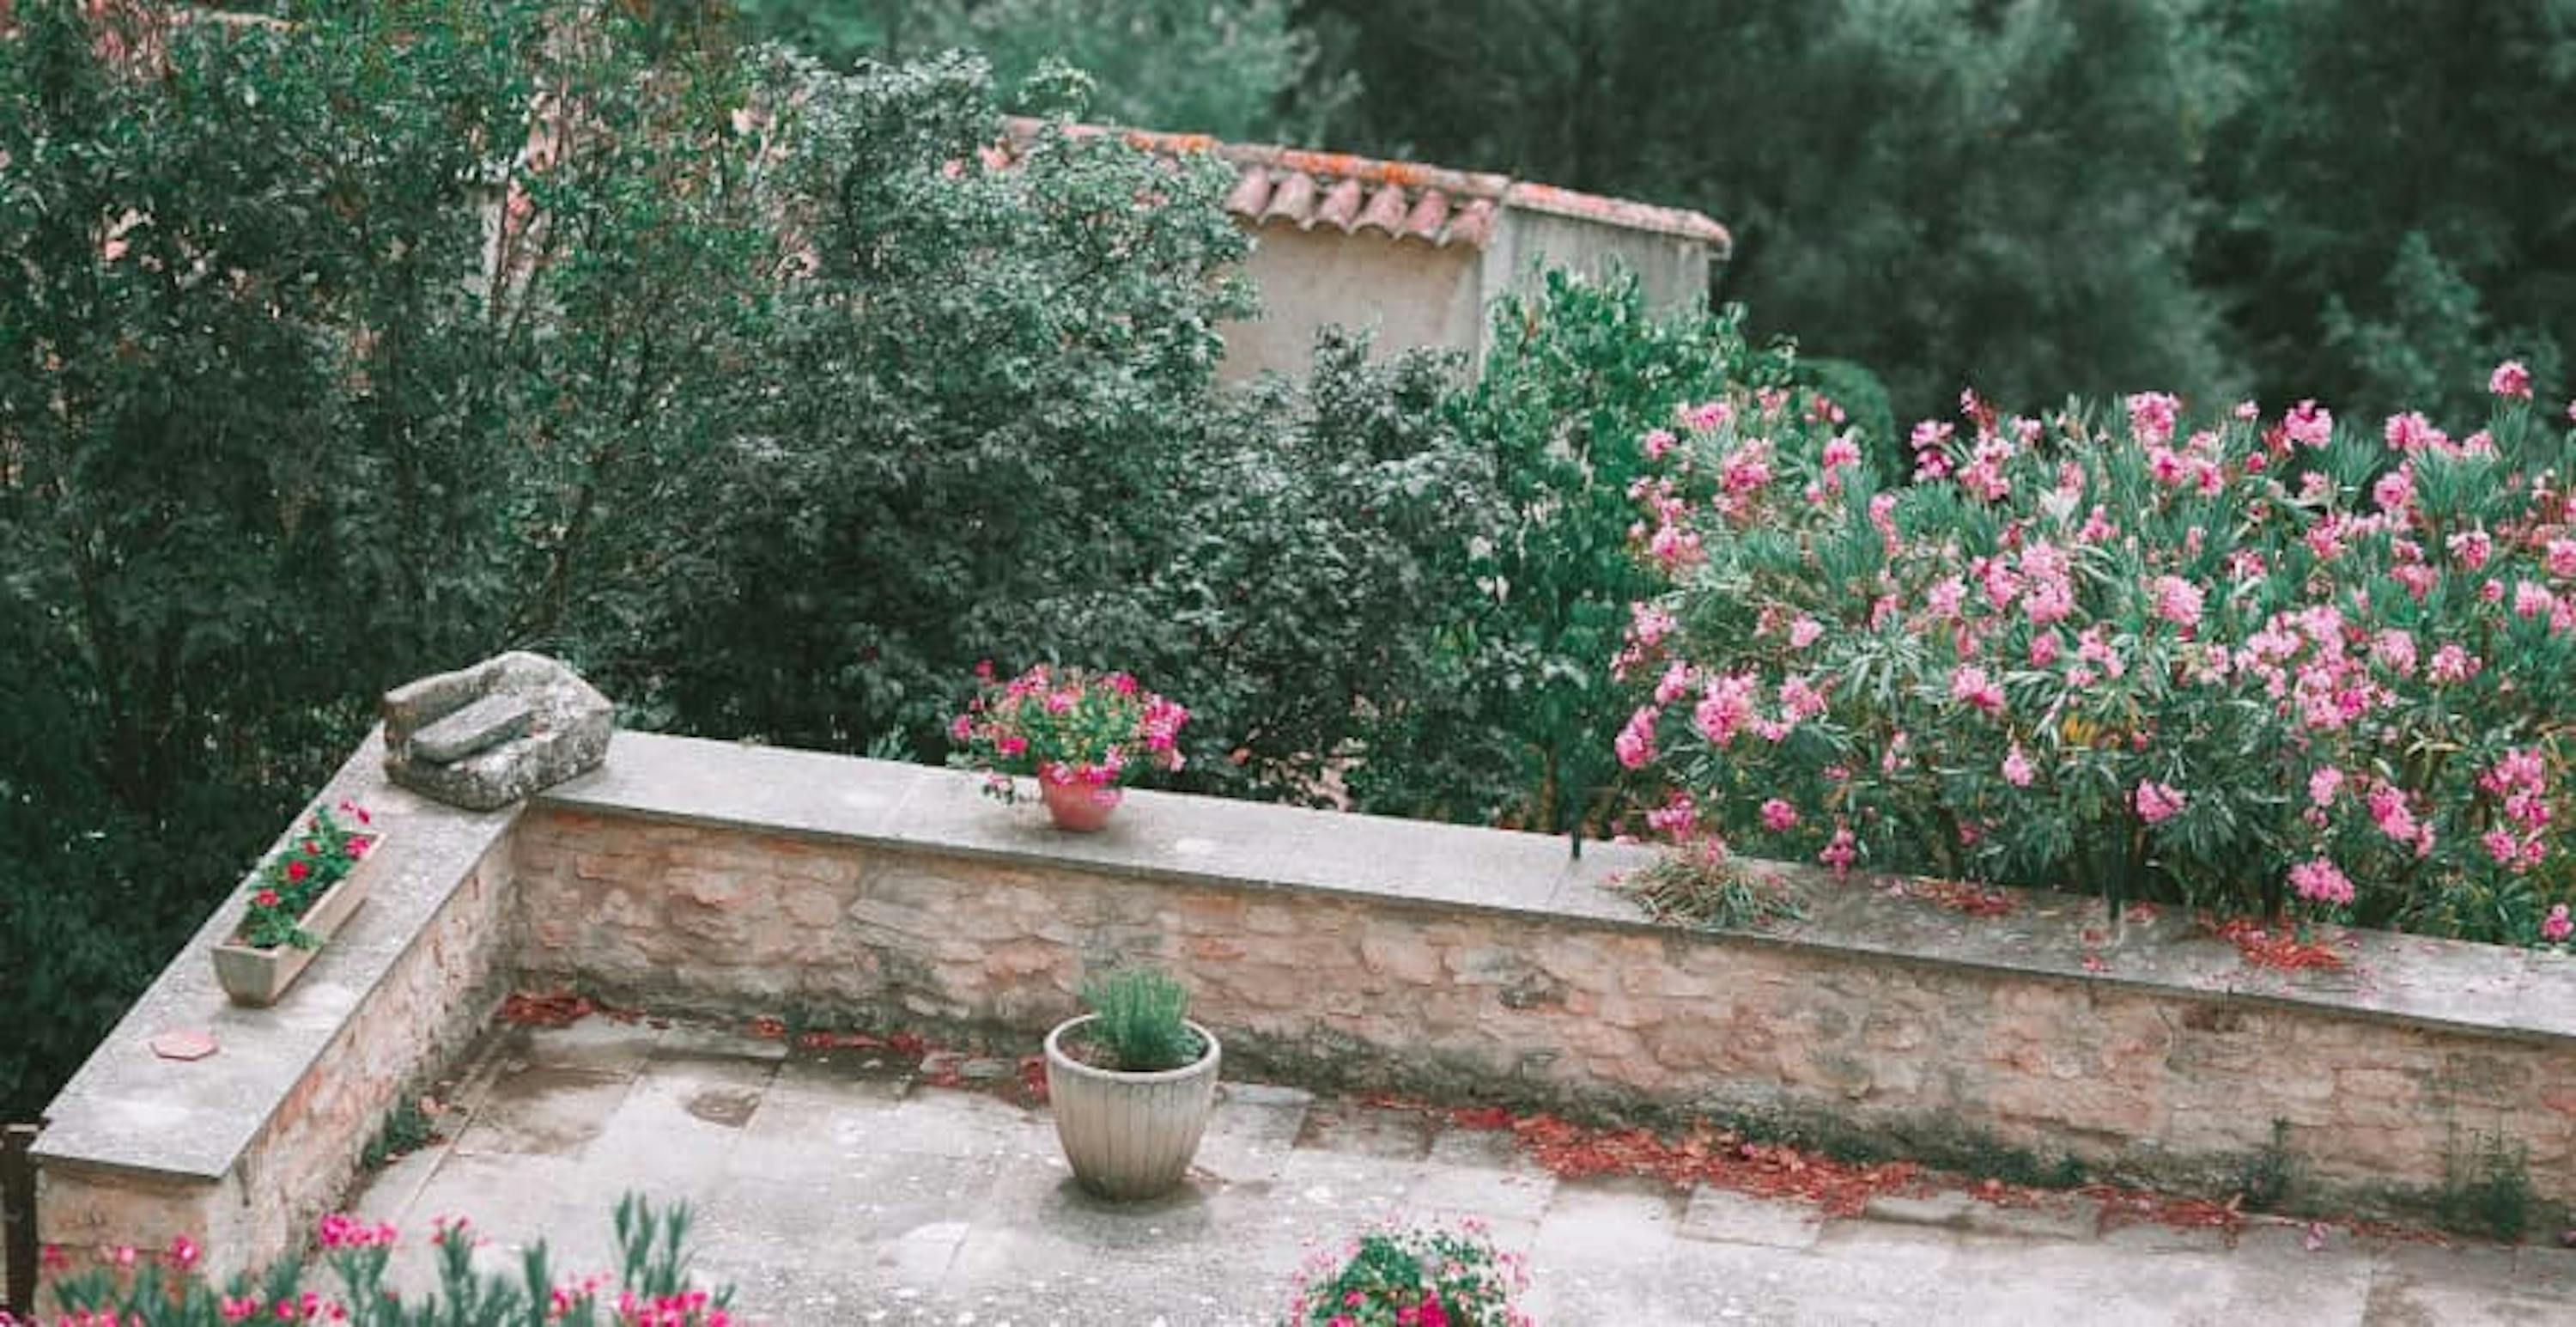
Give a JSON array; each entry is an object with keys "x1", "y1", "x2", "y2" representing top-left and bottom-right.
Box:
[
  {"x1": 514, "y1": 735, "x2": 2576, "y2": 1216},
  {"x1": 37, "y1": 730, "x2": 2576, "y2": 1296}
]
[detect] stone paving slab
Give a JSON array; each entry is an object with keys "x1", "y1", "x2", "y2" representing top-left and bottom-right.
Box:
[{"x1": 350, "y1": 1020, "x2": 2576, "y2": 1325}]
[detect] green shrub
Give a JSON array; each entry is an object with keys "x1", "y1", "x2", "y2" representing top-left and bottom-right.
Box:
[
  {"x1": 1352, "y1": 270, "x2": 1820, "y2": 837},
  {"x1": 1077, "y1": 966, "x2": 1200, "y2": 1072},
  {"x1": 2441, "y1": 1129, "x2": 2534, "y2": 1241}
]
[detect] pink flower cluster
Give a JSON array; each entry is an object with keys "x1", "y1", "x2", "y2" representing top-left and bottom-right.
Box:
[{"x1": 951, "y1": 663, "x2": 1188, "y2": 793}]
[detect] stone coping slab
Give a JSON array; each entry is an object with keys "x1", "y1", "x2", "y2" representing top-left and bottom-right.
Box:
[
  {"x1": 546, "y1": 733, "x2": 2576, "y2": 1049},
  {"x1": 32, "y1": 730, "x2": 524, "y2": 1184}
]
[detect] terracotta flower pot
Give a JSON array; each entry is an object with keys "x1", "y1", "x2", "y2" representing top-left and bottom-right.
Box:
[
  {"x1": 1044, "y1": 1014, "x2": 1221, "y2": 1201},
  {"x1": 210, "y1": 831, "x2": 384, "y2": 1007},
  {"x1": 1040, "y1": 777, "x2": 1123, "y2": 832}
]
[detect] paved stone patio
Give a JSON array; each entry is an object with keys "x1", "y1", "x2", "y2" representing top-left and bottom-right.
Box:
[{"x1": 349, "y1": 1019, "x2": 2576, "y2": 1325}]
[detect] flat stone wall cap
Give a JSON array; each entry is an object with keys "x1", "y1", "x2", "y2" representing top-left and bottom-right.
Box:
[{"x1": 383, "y1": 652, "x2": 612, "y2": 812}]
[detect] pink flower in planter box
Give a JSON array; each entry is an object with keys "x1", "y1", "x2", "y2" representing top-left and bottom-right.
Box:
[
  {"x1": 2543, "y1": 905, "x2": 2572, "y2": 944},
  {"x1": 1759, "y1": 798, "x2": 1800, "y2": 831},
  {"x1": 2002, "y1": 746, "x2": 2035, "y2": 788},
  {"x1": 2490, "y1": 359, "x2": 2533, "y2": 399}
]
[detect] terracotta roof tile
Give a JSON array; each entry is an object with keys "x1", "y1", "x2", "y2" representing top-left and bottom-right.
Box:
[
  {"x1": 1223, "y1": 164, "x2": 1274, "y2": 218},
  {"x1": 1260, "y1": 170, "x2": 1316, "y2": 228},
  {"x1": 1314, "y1": 176, "x2": 1365, "y2": 231},
  {"x1": 1005, "y1": 117, "x2": 1731, "y2": 257},
  {"x1": 1355, "y1": 182, "x2": 1411, "y2": 236}
]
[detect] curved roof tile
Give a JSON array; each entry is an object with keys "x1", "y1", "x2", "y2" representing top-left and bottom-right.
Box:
[{"x1": 1003, "y1": 117, "x2": 1732, "y2": 258}]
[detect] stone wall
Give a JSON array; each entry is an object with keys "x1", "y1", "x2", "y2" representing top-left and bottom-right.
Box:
[
  {"x1": 33, "y1": 735, "x2": 520, "y2": 1281},
  {"x1": 512, "y1": 737, "x2": 2576, "y2": 1215},
  {"x1": 42, "y1": 730, "x2": 2576, "y2": 1297}
]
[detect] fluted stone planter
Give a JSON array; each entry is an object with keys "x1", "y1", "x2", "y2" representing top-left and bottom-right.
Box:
[{"x1": 1043, "y1": 1014, "x2": 1221, "y2": 1200}]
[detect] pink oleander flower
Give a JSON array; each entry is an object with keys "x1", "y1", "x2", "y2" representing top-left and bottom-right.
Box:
[
  {"x1": 2447, "y1": 528, "x2": 2493, "y2": 570},
  {"x1": 1683, "y1": 399, "x2": 1734, "y2": 431},
  {"x1": 2283, "y1": 399, "x2": 2333, "y2": 447},
  {"x1": 2134, "y1": 781, "x2": 2186, "y2": 825},
  {"x1": 1788, "y1": 614, "x2": 1824, "y2": 649},
  {"x1": 2490, "y1": 359, "x2": 2533, "y2": 399},
  {"x1": 1629, "y1": 600, "x2": 1677, "y2": 650},
  {"x1": 1654, "y1": 660, "x2": 1694, "y2": 705},
  {"x1": 2126, "y1": 391, "x2": 2181, "y2": 447},
  {"x1": 2482, "y1": 747, "x2": 2546, "y2": 797},
  {"x1": 1694, "y1": 673, "x2": 1759, "y2": 746},
  {"x1": 1759, "y1": 798, "x2": 1800, "y2": 832},
  {"x1": 2370, "y1": 629, "x2": 2416, "y2": 675},
  {"x1": 2372, "y1": 465, "x2": 2414, "y2": 515},
  {"x1": 2288, "y1": 855, "x2": 2354, "y2": 905},
  {"x1": 1819, "y1": 825, "x2": 1857, "y2": 875},
  {"x1": 1614, "y1": 706, "x2": 1659, "y2": 770},
  {"x1": 2366, "y1": 784, "x2": 2418, "y2": 843},
  {"x1": 2383, "y1": 411, "x2": 2441, "y2": 454},
  {"x1": 1820, "y1": 435, "x2": 1862, "y2": 474},
  {"x1": 2548, "y1": 539, "x2": 2576, "y2": 578},
  {"x1": 2543, "y1": 904, "x2": 2572, "y2": 944},
  {"x1": 2002, "y1": 746, "x2": 2034, "y2": 788},
  {"x1": 1949, "y1": 664, "x2": 2004, "y2": 715},
  {"x1": 2150, "y1": 575, "x2": 2203, "y2": 630},
  {"x1": 1645, "y1": 793, "x2": 1698, "y2": 838},
  {"x1": 2308, "y1": 766, "x2": 2344, "y2": 807},
  {"x1": 2515, "y1": 580, "x2": 2556, "y2": 620},
  {"x1": 2027, "y1": 630, "x2": 2063, "y2": 667},
  {"x1": 1641, "y1": 428, "x2": 1679, "y2": 460},
  {"x1": 2427, "y1": 642, "x2": 2478, "y2": 684}
]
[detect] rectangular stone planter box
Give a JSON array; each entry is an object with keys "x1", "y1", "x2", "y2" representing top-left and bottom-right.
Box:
[{"x1": 210, "y1": 832, "x2": 383, "y2": 1007}]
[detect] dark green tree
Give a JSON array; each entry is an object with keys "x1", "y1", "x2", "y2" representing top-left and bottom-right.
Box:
[{"x1": 2194, "y1": 0, "x2": 2575, "y2": 418}]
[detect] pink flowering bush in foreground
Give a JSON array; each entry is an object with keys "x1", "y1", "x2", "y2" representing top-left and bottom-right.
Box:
[
  {"x1": 10, "y1": 1196, "x2": 730, "y2": 1326},
  {"x1": 1615, "y1": 364, "x2": 2576, "y2": 942},
  {"x1": 1286, "y1": 1220, "x2": 1531, "y2": 1327}
]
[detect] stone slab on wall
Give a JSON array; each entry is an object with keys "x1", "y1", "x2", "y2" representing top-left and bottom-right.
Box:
[
  {"x1": 519, "y1": 734, "x2": 2576, "y2": 1216},
  {"x1": 32, "y1": 732, "x2": 522, "y2": 1280}
]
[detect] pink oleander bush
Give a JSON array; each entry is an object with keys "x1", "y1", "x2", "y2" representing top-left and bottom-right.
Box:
[
  {"x1": 1286, "y1": 1220, "x2": 1530, "y2": 1327},
  {"x1": 10, "y1": 1196, "x2": 729, "y2": 1326},
  {"x1": 947, "y1": 662, "x2": 1188, "y2": 800},
  {"x1": 1615, "y1": 362, "x2": 2576, "y2": 944}
]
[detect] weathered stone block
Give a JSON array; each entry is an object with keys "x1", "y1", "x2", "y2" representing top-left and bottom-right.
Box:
[{"x1": 382, "y1": 652, "x2": 611, "y2": 811}]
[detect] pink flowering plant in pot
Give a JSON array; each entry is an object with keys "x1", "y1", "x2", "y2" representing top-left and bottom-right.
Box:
[
  {"x1": 1615, "y1": 362, "x2": 2576, "y2": 945},
  {"x1": 948, "y1": 662, "x2": 1188, "y2": 830},
  {"x1": 1287, "y1": 1220, "x2": 1531, "y2": 1327}
]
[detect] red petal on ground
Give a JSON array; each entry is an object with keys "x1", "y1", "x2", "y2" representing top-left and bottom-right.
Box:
[{"x1": 499, "y1": 989, "x2": 596, "y2": 1028}]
